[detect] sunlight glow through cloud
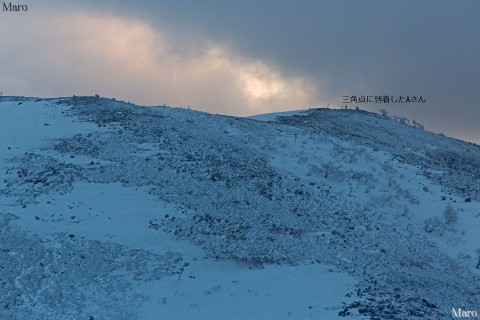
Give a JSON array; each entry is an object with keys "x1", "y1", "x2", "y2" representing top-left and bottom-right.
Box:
[{"x1": 0, "y1": 11, "x2": 321, "y2": 116}]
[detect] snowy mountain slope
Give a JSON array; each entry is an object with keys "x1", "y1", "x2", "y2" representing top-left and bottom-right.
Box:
[{"x1": 1, "y1": 96, "x2": 479, "y2": 319}]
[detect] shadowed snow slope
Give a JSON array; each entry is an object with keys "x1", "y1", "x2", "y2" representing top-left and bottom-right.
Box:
[{"x1": 1, "y1": 96, "x2": 479, "y2": 319}]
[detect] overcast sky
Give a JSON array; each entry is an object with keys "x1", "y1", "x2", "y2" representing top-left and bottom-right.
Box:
[{"x1": 1, "y1": 1, "x2": 479, "y2": 143}]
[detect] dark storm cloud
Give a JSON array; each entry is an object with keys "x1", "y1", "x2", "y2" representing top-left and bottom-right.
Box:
[
  {"x1": 76, "y1": 1, "x2": 480, "y2": 92},
  {"x1": 3, "y1": 0, "x2": 480, "y2": 142}
]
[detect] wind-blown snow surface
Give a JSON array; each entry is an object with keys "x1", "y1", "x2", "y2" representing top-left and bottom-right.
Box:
[{"x1": 1, "y1": 96, "x2": 479, "y2": 319}]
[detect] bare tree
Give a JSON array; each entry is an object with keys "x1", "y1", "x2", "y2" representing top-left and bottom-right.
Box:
[{"x1": 323, "y1": 159, "x2": 334, "y2": 178}]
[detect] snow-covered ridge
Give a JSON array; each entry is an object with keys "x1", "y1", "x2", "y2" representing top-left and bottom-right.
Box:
[{"x1": 1, "y1": 96, "x2": 479, "y2": 319}]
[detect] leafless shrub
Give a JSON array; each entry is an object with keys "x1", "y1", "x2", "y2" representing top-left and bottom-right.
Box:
[
  {"x1": 424, "y1": 216, "x2": 445, "y2": 235},
  {"x1": 443, "y1": 204, "x2": 458, "y2": 224}
]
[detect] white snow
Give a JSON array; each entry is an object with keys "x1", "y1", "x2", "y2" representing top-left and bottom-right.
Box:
[
  {"x1": 1, "y1": 96, "x2": 479, "y2": 319},
  {"x1": 247, "y1": 109, "x2": 311, "y2": 122}
]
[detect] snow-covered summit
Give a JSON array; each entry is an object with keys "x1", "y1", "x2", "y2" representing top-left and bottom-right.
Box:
[{"x1": 1, "y1": 96, "x2": 479, "y2": 319}]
